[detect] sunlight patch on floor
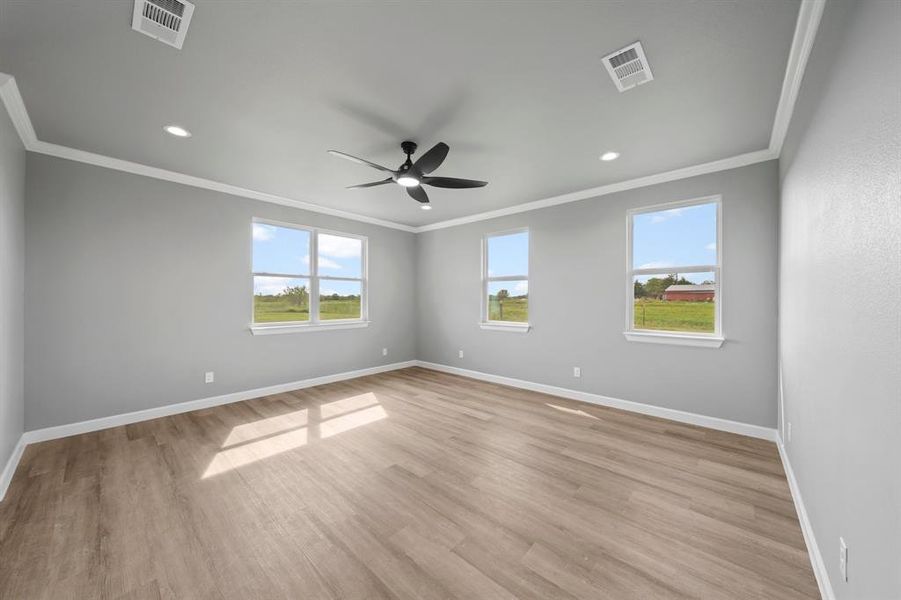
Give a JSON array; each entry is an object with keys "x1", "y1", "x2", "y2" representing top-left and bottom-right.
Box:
[
  {"x1": 546, "y1": 403, "x2": 599, "y2": 419},
  {"x1": 319, "y1": 392, "x2": 380, "y2": 419},
  {"x1": 204, "y1": 427, "x2": 309, "y2": 478},
  {"x1": 223, "y1": 409, "x2": 309, "y2": 447},
  {"x1": 319, "y1": 405, "x2": 387, "y2": 439},
  {"x1": 203, "y1": 392, "x2": 387, "y2": 478}
]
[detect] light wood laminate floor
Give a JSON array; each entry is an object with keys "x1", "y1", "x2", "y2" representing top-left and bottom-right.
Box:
[{"x1": 0, "y1": 367, "x2": 819, "y2": 599}]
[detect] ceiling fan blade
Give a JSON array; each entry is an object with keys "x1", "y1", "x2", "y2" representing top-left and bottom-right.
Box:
[
  {"x1": 347, "y1": 178, "x2": 394, "y2": 189},
  {"x1": 327, "y1": 150, "x2": 395, "y2": 174},
  {"x1": 413, "y1": 142, "x2": 449, "y2": 174},
  {"x1": 406, "y1": 185, "x2": 430, "y2": 204},
  {"x1": 422, "y1": 176, "x2": 488, "y2": 189}
]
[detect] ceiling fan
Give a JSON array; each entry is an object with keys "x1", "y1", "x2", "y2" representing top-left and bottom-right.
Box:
[{"x1": 328, "y1": 141, "x2": 487, "y2": 208}]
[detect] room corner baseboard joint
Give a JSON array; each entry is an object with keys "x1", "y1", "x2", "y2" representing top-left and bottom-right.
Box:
[{"x1": 776, "y1": 438, "x2": 836, "y2": 600}]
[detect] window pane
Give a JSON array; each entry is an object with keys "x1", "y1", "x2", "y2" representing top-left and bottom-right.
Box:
[
  {"x1": 632, "y1": 202, "x2": 716, "y2": 269},
  {"x1": 487, "y1": 231, "x2": 528, "y2": 277},
  {"x1": 488, "y1": 280, "x2": 528, "y2": 322},
  {"x1": 253, "y1": 276, "x2": 310, "y2": 323},
  {"x1": 252, "y1": 223, "x2": 310, "y2": 275},
  {"x1": 633, "y1": 271, "x2": 715, "y2": 333},
  {"x1": 318, "y1": 233, "x2": 363, "y2": 278},
  {"x1": 319, "y1": 279, "x2": 362, "y2": 320}
]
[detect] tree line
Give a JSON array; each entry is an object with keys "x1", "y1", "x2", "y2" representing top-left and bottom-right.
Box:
[
  {"x1": 256, "y1": 285, "x2": 360, "y2": 305},
  {"x1": 634, "y1": 274, "x2": 713, "y2": 299}
]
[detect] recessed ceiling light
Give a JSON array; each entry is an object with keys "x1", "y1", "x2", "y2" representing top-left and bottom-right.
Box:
[
  {"x1": 164, "y1": 125, "x2": 192, "y2": 138},
  {"x1": 421, "y1": 204, "x2": 432, "y2": 210},
  {"x1": 600, "y1": 151, "x2": 620, "y2": 161},
  {"x1": 397, "y1": 175, "x2": 420, "y2": 187}
]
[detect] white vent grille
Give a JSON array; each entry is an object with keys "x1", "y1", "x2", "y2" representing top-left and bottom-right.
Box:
[
  {"x1": 603, "y1": 42, "x2": 654, "y2": 92},
  {"x1": 132, "y1": 0, "x2": 195, "y2": 50}
]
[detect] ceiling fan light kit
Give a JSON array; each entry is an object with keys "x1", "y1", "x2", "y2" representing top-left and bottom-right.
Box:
[{"x1": 328, "y1": 141, "x2": 487, "y2": 207}]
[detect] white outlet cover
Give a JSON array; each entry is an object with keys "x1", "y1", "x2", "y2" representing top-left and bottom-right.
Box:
[
  {"x1": 573, "y1": 367, "x2": 581, "y2": 378},
  {"x1": 204, "y1": 371, "x2": 214, "y2": 383},
  {"x1": 382, "y1": 347, "x2": 388, "y2": 356},
  {"x1": 458, "y1": 350, "x2": 464, "y2": 359}
]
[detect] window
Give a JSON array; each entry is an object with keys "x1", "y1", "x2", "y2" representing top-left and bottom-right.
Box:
[
  {"x1": 251, "y1": 220, "x2": 367, "y2": 333},
  {"x1": 626, "y1": 197, "x2": 722, "y2": 346},
  {"x1": 482, "y1": 229, "x2": 529, "y2": 330}
]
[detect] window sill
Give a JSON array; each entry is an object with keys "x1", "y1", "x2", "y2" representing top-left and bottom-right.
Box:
[
  {"x1": 623, "y1": 331, "x2": 724, "y2": 348},
  {"x1": 480, "y1": 322, "x2": 531, "y2": 333},
  {"x1": 250, "y1": 321, "x2": 370, "y2": 336}
]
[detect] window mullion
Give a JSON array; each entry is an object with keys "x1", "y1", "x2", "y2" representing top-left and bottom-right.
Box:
[{"x1": 310, "y1": 231, "x2": 319, "y2": 324}]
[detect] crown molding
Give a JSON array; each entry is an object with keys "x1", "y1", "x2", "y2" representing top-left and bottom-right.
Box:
[
  {"x1": 415, "y1": 148, "x2": 777, "y2": 232},
  {"x1": 0, "y1": 1, "x2": 822, "y2": 234},
  {"x1": 769, "y1": 0, "x2": 826, "y2": 156},
  {"x1": 0, "y1": 75, "x2": 38, "y2": 148},
  {"x1": 29, "y1": 139, "x2": 418, "y2": 232},
  {"x1": 415, "y1": 0, "x2": 824, "y2": 233},
  {"x1": 0, "y1": 75, "x2": 416, "y2": 233}
]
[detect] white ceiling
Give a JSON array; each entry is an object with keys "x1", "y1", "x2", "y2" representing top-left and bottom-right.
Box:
[{"x1": 0, "y1": 0, "x2": 800, "y2": 227}]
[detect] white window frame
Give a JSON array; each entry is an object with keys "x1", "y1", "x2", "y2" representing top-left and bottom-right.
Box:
[
  {"x1": 250, "y1": 218, "x2": 369, "y2": 335},
  {"x1": 624, "y1": 195, "x2": 724, "y2": 348},
  {"x1": 480, "y1": 227, "x2": 531, "y2": 333}
]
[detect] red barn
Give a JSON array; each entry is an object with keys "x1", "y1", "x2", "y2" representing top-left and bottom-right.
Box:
[{"x1": 662, "y1": 284, "x2": 715, "y2": 301}]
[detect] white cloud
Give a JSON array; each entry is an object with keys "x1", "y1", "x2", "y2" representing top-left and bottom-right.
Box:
[
  {"x1": 705, "y1": 242, "x2": 717, "y2": 251},
  {"x1": 319, "y1": 257, "x2": 342, "y2": 270},
  {"x1": 648, "y1": 204, "x2": 705, "y2": 224},
  {"x1": 302, "y1": 255, "x2": 341, "y2": 270},
  {"x1": 650, "y1": 208, "x2": 684, "y2": 224},
  {"x1": 253, "y1": 223, "x2": 276, "y2": 241},
  {"x1": 513, "y1": 281, "x2": 528, "y2": 295},
  {"x1": 318, "y1": 234, "x2": 361, "y2": 259},
  {"x1": 638, "y1": 261, "x2": 675, "y2": 270},
  {"x1": 254, "y1": 276, "x2": 303, "y2": 296}
]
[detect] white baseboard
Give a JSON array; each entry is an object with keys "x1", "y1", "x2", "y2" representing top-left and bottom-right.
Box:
[
  {"x1": 22, "y1": 360, "x2": 417, "y2": 446},
  {"x1": 0, "y1": 435, "x2": 27, "y2": 502},
  {"x1": 776, "y1": 437, "x2": 835, "y2": 600},
  {"x1": 414, "y1": 361, "x2": 778, "y2": 441}
]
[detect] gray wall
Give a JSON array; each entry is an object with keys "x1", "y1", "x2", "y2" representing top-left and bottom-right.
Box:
[
  {"x1": 0, "y1": 96, "x2": 26, "y2": 473},
  {"x1": 779, "y1": 0, "x2": 900, "y2": 597},
  {"x1": 417, "y1": 160, "x2": 779, "y2": 427},
  {"x1": 25, "y1": 154, "x2": 417, "y2": 430}
]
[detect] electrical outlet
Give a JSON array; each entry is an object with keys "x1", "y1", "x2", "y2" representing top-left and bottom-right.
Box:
[
  {"x1": 382, "y1": 347, "x2": 388, "y2": 356},
  {"x1": 204, "y1": 371, "x2": 215, "y2": 384},
  {"x1": 458, "y1": 350, "x2": 464, "y2": 359},
  {"x1": 839, "y1": 537, "x2": 848, "y2": 582},
  {"x1": 573, "y1": 367, "x2": 581, "y2": 378},
  {"x1": 787, "y1": 422, "x2": 792, "y2": 443}
]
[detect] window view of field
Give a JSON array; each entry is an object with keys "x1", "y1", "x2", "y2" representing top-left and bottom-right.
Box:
[
  {"x1": 486, "y1": 231, "x2": 529, "y2": 323},
  {"x1": 252, "y1": 223, "x2": 364, "y2": 324},
  {"x1": 633, "y1": 274, "x2": 715, "y2": 333},
  {"x1": 631, "y1": 202, "x2": 718, "y2": 334},
  {"x1": 488, "y1": 294, "x2": 529, "y2": 322},
  {"x1": 487, "y1": 281, "x2": 528, "y2": 322},
  {"x1": 253, "y1": 285, "x2": 361, "y2": 322}
]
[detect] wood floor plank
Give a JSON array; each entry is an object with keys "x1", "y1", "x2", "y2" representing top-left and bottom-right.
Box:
[{"x1": 0, "y1": 367, "x2": 819, "y2": 599}]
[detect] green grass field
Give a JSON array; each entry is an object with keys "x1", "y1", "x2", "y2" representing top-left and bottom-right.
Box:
[
  {"x1": 488, "y1": 297, "x2": 528, "y2": 322},
  {"x1": 254, "y1": 296, "x2": 361, "y2": 322},
  {"x1": 633, "y1": 299, "x2": 714, "y2": 333}
]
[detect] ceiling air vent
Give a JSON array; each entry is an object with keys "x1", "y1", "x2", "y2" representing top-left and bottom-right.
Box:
[
  {"x1": 132, "y1": 0, "x2": 195, "y2": 50},
  {"x1": 603, "y1": 42, "x2": 654, "y2": 92}
]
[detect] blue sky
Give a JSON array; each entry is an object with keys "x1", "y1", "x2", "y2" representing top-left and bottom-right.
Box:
[
  {"x1": 253, "y1": 224, "x2": 362, "y2": 296},
  {"x1": 633, "y1": 202, "x2": 717, "y2": 284},
  {"x1": 487, "y1": 231, "x2": 529, "y2": 296},
  {"x1": 487, "y1": 231, "x2": 528, "y2": 277}
]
